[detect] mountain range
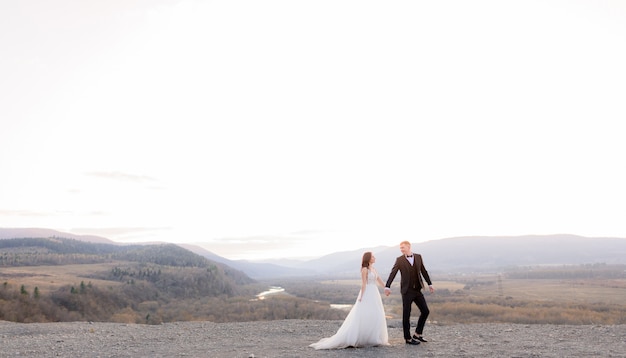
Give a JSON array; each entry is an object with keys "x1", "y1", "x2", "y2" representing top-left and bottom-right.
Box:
[{"x1": 2, "y1": 228, "x2": 626, "y2": 279}]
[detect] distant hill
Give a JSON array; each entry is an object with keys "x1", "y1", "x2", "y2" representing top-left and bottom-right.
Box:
[
  {"x1": 288, "y1": 245, "x2": 392, "y2": 278},
  {"x1": 0, "y1": 236, "x2": 252, "y2": 283},
  {"x1": 0, "y1": 236, "x2": 256, "y2": 323},
  {"x1": 301, "y1": 235, "x2": 626, "y2": 277},
  {"x1": 0, "y1": 228, "x2": 305, "y2": 280},
  {"x1": 411, "y1": 234, "x2": 626, "y2": 270},
  {"x1": 0, "y1": 228, "x2": 115, "y2": 244},
  {"x1": 179, "y1": 244, "x2": 316, "y2": 279}
]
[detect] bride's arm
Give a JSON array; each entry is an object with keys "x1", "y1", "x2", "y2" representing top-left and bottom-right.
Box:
[
  {"x1": 359, "y1": 267, "x2": 368, "y2": 301},
  {"x1": 373, "y1": 267, "x2": 385, "y2": 288}
]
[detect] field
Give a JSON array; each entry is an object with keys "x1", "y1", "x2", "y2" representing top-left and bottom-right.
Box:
[
  {"x1": 462, "y1": 276, "x2": 626, "y2": 304},
  {"x1": 1, "y1": 262, "x2": 125, "y2": 294},
  {"x1": 318, "y1": 275, "x2": 626, "y2": 304},
  {"x1": 6, "y1": 266, "x2": 624, "y2": 305}
]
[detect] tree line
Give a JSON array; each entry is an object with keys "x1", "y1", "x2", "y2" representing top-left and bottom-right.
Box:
[
  {"x1": 0, "y1": 237, "x2": 265, "y2": 323},
  {"x1": 0, "y1": 278, "x2": 346, "y2": 324}
]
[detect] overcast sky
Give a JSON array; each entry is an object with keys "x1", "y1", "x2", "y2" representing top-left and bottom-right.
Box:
[{"x1": 2, "y1": 0, "x2": 625, "y2": 260}]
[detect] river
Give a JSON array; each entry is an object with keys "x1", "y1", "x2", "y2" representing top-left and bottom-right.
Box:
[{"x1": 256, "y1": 286, "x2": 353, "y2": 310}]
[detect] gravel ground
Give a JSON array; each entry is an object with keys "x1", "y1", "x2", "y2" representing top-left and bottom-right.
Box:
[{"x1": 1, "y1": 319, "x2": 625, "y2": 358}]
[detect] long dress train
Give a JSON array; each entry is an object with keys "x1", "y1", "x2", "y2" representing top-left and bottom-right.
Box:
[{"x1": 309, "y1": 268, "x2": 389, "y2": 349}]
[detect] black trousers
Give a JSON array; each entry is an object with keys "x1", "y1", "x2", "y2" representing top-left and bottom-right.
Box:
[{"x1": 402, "y1": 288, "x2": 430, "y2": 339}]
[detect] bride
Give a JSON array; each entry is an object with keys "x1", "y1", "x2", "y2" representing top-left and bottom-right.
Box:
[{"x1": 310, "y1": 251, "x2": 389, "y2": 349}]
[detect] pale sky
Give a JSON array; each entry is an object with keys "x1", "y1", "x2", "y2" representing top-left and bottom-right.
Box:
[{"x1": 1, "y1": 0, "x2": 625, "y2": 261}]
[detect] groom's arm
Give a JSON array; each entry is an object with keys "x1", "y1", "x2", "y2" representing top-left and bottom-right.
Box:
[
  {"x1": 418, "y1": 255, "x2": 432, "y2": 286},
  {"x1": 418, "y1": 254, "x2": 435, "y2": 293},
  {"x1": 385, "y1": 258, "x2": 400, "y2": 288},
  {"x1": 384, "y1": 259, "x2": 399, "y2": 296}
]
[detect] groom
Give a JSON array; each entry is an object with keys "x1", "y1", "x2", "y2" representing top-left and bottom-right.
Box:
[{"x1": 385, "y1": 241, "x2": 435, "y2": 345}]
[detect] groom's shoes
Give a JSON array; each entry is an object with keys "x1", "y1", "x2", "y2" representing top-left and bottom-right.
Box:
[
  {"x1": 412, "y1": 334, "x2": 428, "y2": 342},
  {"x1": 405, "y1": 338, "x2": 421, "y2": 345}
]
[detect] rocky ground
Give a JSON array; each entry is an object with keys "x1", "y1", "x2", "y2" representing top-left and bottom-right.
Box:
[{"x1": 1, "y1": 319, "x2": 625, "y2": 358}]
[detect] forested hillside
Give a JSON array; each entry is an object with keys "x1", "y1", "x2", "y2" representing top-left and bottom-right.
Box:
[
  {"x1": 0, "y1": 238, "x2": 246, "y2": 323},
  {"x1": 0, "y1": 237, "x2": 252, "y2": 283}
]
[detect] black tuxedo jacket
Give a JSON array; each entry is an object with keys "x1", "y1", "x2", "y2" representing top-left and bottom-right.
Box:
[{"x1": 385, "y1": 253, "x2": 432, "y2": 295}]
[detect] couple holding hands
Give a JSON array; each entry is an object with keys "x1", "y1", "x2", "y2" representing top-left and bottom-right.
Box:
[{"x1": 310, "y1": 241, "x2": 435, "y2": 350}]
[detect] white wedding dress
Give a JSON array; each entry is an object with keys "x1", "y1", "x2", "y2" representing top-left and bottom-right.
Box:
[{"x1": 310, "y1": 268, "x2": 389, "y2": 349}]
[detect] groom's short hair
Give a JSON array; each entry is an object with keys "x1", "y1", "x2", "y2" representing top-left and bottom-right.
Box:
[{"x1": 400, "y1": 240, "x2": 411, "y2": 246}]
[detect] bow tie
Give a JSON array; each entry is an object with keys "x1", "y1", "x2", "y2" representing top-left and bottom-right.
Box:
[{"x1": 406, "y1": 255, "x2": 413, "y2": 258}]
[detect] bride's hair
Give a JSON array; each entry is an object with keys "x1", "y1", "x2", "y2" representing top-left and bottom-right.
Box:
[{"x1": 361, "y1": 252, "x2": 372, "y2": 268}]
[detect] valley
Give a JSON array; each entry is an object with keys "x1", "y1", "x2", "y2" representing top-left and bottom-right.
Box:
[{"x1": 1, "y1": 234, "x2": 625, "y2": 325}]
